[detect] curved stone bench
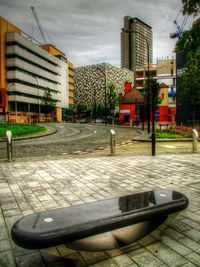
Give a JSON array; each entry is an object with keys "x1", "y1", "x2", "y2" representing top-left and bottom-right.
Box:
[{"x1": 11, "y1": 189, "x2": 188, "y2": 251}]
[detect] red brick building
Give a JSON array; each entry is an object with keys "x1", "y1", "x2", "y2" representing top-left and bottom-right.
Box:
[{"x1": 119, "y1": 82, "x2": 144, "y2": 124}]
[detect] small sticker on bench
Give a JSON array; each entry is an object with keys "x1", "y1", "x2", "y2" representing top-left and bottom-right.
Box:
[{"x1": 44, "y1": 218, "x2": 53, "y2": 223}]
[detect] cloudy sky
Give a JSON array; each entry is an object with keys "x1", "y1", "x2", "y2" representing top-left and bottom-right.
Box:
[{"x1": 0, "y1": 0, "x2": 194, "y2": 67}]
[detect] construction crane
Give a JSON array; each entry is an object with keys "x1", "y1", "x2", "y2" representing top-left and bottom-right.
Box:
[
  {"x1": 170, "y1": 20, "x2": 183, "y2": 39},
  {"x1": 170, "y1": 9, "x2": 189, "y2": 39},
  {"x1": 31, "y1": 6, "x2": 47, "y2": 44}
]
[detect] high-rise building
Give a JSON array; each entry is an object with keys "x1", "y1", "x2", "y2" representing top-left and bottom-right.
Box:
[
  {"x1": 121, "y1": 16, "x2": 153, "y2": 71},
  {"x1": 0, "y1": 16, "x2": 74, "y2": 123}
]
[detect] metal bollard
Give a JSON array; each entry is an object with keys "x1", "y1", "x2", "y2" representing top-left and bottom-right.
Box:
[
  {"x1": 192, "y1": 129, "x2": 198, "y2": 153},
  {"x1": 110, "y1": 129, "x2": 116, "y2": 155},
  {"x1": 6, "y1": 130, "x2": 12, "y2": 161}
]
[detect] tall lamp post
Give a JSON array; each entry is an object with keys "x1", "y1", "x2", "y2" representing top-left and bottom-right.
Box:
[
  {"x1": 122, "y1": 29, "x2": 150, "y2": 133},
  {"x1": 32, "y1": 75, "x2": 40, "y2": 122},
  {"x1": 7, "y1": 83, "x2": 15, "y2": 123},
  {"x1": 152, "y1": 82, "x2": 159, "y2": 156},
  {"x1": 96, "y1": 66, "x2": 107, "y2": 124},
  {"x1": 93, "y1": 86, "x2": 97, "y2": 123}
]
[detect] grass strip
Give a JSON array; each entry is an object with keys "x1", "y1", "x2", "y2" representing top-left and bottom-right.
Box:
[{"x1": 0, "y1": 124, "x2": 46, "y2": 139}]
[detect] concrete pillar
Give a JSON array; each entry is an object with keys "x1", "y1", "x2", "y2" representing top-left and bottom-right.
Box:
[
  {"x1": 192, "y1": 129, "x2": 198, "y2": 153},
  {"x1": 6, "y1": 130, "x2": 12, "y2": 161},
  {"x1": 110, "y1": 129, "x2": 116, "y2": 155}
]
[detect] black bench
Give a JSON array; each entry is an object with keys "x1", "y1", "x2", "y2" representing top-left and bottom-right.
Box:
[{"x1": 11, "y1": 189, "x2": 188, "y2": 251}]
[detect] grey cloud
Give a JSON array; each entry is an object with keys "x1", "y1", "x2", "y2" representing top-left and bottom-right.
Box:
[{"x1": 0, "y1": 0, "x2": 194, "y2": 67}]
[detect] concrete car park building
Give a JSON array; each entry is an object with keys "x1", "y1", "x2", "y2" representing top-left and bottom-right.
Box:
[
  {"x1": 74, "y1": 63, "x2": 134, "y2": 110},
  {"x1": 0, "y1": 16, "x2": 74, "y2": 123}
]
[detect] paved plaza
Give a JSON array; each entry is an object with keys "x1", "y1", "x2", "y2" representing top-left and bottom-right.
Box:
[{"x1": 0, "y1": 153, "x2": 200, "y2": 266}]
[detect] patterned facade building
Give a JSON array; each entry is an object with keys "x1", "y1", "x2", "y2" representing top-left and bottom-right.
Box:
[
  {"x1": 74, "y1": 63, "x2": 134, "y2": 108},
  {"x1": 121, "y1": 16, "x2": 153, "y2": 71}
]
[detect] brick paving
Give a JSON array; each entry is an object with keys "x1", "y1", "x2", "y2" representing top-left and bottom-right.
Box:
[{"x1": 0, "y1": 154, "x2": 200, "y2": 266}]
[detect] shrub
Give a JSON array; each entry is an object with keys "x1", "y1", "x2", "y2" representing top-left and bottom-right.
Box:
[{"x1": 162, "y1": 126, "x2": 200, "y2": 138}]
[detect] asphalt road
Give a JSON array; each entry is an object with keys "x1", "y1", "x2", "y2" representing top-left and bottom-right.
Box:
[{"x1": 0, "y1": 123, "x2": 139, "y2": 160}]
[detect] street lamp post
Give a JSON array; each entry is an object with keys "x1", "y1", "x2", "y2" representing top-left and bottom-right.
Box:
[
  {"x1": 96, "y1": 66, "x2": 107, "y2": 124},
  {"x1": 152, "y1": 82, "x2": 159, "y2": 156},
  {"x1": 122, "y1": 29, "x2": 150, "y2": 133},
  {"x1": 7, "y1": 83, "x2": 15, "y2": 123},
  {"x1": 93, "y1": 87, "x2": 96, "y2": 123},
  {"x1": 32, "y1": 75, "x2": 40, "y2": 122}
]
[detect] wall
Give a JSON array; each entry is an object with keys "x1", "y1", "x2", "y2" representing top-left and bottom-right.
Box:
[
  {"x1": 0, "y1": 17, "x2": 21, "y2": 120},
  {"x1": 119, "y1": 104, "x2": 135, "y2": 122}
]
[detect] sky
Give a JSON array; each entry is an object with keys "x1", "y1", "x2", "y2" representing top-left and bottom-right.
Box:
[{"x1": 0, "y1": 0, "x2": 194, "y2": 67}]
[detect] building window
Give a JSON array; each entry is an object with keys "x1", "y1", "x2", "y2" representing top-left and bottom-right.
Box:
[{"x1": 9, "y1": 102, "x2": 15, "y2": 111}]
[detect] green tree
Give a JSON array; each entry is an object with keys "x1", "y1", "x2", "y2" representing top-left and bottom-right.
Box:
[
  {"x1": 176, "y1": 20, "x2": 200, "y2": 59},
  {"x1": 144, "y1": 78, "x2": 162, "y2": 111},
  {"x1": 175, "y1": 3, "x2": 200, "y2": 125},
  {"x1": 41, "y1": 88, "x2": 56, "y2": 122},
  {"x1": 177, "y1": 56, "x2": 200, "y2": 125},
  {"x1": 182, "y1": 0, "x2": 200, "y2": 16},
  {"x1": 75, "y1": 103, "x2": 87, "y2": 118},
  {"x1": 107, "y1": 83, "x2": 119, "y2": 116}
]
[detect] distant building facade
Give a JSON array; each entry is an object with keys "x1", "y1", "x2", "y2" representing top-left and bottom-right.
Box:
[
  {"x1": 135, "y1": 57, "x2": 176, "y2": 123},
  {"x1": 121, "y1": 16, "x2": 153, "y2": 71},
  {"x1": 74, "y1": 63, "x2": 134, "y2": 109},
  {"x1": 67, "y1": 60, "x2": 75, "y2": 111},
  {"x1": 0, "y1": 16, "x2": 74, "y2": 123},
  {"x1": 119, "y1": 83, "x2": 145, "y2": 124}
]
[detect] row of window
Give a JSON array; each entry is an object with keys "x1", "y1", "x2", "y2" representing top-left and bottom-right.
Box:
[
  {"x1": 9, "y1": 102, "x2": 55, "y2": 113},
  {"x1": 8, "y1": 91, "x2": 59, "y2": 102},
  {"x1": 68, "y1": 66, "x2": 75, "y2": 71}
]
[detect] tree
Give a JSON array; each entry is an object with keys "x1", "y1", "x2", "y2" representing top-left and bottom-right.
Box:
[
  {"x1": 143, "y1": 78, "x2": 162, "y2": 111},
  {"x1": 107, "y1": 83, "x2": 119, "y2": 116},
  {"x1": 74, "y1": 103, "x2": 88, "y2": 118},
  {"x1": 182, "y1": 0, "x2": 200, "y2": 16},
  {"x1": 176, "y1": 20, "x2": 200, "y2": 60},
  {"x1": 175, "y1": 5, "x2": 200, "y2": 125},
  {"x1": 41, "y1": 88, "x2": 56, "y2": 122},
  {"x1": 177, "y1": 56, "x2": 200, "y2": 125}
]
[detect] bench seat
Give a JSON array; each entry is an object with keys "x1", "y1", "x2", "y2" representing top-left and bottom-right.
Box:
[{"x1": 11, "y1": 189, "x2": 188, "y2": 250}]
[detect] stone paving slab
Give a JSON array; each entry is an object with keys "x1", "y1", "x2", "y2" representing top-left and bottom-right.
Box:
[{"x1": 0, "y1": 154, "x2": 200, "y2": 266}]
